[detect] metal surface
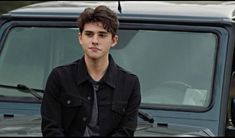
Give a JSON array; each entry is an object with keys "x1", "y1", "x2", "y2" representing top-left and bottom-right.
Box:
[{"x1": 3, "y1": 1, "x2": 235, "y2": 21}]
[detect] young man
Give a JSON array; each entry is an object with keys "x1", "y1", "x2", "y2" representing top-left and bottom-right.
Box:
[{"x1": 41, "y1": 5, "x2": 141, "y2": 137}]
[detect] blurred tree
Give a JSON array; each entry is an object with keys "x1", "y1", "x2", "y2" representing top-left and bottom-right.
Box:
[{"x1": 0, "y1": 1, "x2": 43, "y2": 15}]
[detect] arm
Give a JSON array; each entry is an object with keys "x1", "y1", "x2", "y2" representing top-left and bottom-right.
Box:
[
  {"x1": 111, "y1": 76, "x2": 141, "y2": 137},
  {"x1": 41, "y1": 69, "x2": 64, "y2": 137}
]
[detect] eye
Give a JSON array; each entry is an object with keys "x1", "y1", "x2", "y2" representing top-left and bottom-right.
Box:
[
  {"x1": 84, "y1": 32, "x2": 93, "y2": 37},
  {"x1": 99, "y1": 33, "x2": 108, "y2": 38}
]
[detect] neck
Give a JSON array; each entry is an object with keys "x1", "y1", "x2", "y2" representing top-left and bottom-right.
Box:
[{"x1": 85, "y1": 55, "x2": 109, "y2": 81}]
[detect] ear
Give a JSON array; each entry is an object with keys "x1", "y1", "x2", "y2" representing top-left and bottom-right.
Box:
[
  {"x1": 78, "y1": 32, "x2": 83, "y2": 45},
  {"x1": 111, "y1": 35, "x2": 118, "y2": 47}
]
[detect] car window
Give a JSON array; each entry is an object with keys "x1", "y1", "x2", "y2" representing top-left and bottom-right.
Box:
[
  {"x1": 0, "y1": 27, "x2": 82, "y2": 101},
  {"x1": 0, "y1": 26, "x2": 217, "y2": 108},
  {"x1": 113, "y1": 29, "x2": 217, "y2": 108}
]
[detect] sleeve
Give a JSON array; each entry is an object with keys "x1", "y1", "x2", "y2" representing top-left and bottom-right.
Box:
[
  {"x1": 111, "y1": 76, "x2": 141, "y2": 137},
  {"x1": 40, "y1": 68, "x2": 65, "y2": 137}
]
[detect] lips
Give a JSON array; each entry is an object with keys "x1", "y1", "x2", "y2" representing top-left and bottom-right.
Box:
[{"x1": 89, "y1": 47, "x2": 101, "y2": 51}]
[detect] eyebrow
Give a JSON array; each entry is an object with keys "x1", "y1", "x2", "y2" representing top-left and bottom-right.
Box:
[
  {"x1": 98, "y1": 31, "x2": 109, "y2": 34},
  {"x1": 84, "y1": 30, "x2": 109, "y2": 34}
]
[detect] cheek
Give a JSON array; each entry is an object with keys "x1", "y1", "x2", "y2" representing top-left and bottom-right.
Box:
[
  {"x1": 104, "y1": 44, "x2": 113, "y2": 51},
  {"x1": 78, "y1": 40, "x2": 87, "y2": 51},
  {"x1": 79, "y1": 38, "x2": 89, "y2": 47}
]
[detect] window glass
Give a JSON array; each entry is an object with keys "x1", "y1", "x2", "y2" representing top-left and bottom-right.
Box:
[
  {"x1": 112, "y1": 29, "x2": 217, "y2": 107},
  {"x1": 0, "y1": 27, "x2": 82, "y2": 100},
  {"x1": 0, "y1": 26, "x2": 217, "y2": 108}
]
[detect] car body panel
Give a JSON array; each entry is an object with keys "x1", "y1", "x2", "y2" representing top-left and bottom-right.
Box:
[{"x1": 1, "y1": 1, "x2": 235, "y2": 137}]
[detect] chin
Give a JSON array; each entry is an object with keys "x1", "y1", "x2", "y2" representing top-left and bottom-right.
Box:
[{"x1": 87, "y1": 54, "x2": 103, "y2": 60}]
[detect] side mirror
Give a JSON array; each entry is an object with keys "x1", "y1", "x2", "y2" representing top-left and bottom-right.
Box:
[
  {"x1": 231, "y1": 97, "x2": 235, "y2": 126},
  {"x1": 227, "y1": 97, "x2": 235, "y2": 136}
]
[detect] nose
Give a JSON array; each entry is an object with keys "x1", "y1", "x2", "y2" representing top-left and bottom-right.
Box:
[{"x1": 92, "y1": 34, "x2": 98, "y2": 46}]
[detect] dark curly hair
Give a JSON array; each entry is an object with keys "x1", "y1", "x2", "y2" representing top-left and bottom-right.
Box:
[{"x1": 77, "y1": 5, "x2": 119, "y2": 36}]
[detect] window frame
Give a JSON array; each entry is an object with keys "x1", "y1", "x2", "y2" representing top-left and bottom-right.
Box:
[{"x1": 0, "y1": 20, "x2": 227, "y2": 112}]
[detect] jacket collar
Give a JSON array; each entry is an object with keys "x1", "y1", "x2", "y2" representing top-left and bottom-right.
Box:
[{"x1": 76, "y1": 54, "x2": 117, "y2": 88}]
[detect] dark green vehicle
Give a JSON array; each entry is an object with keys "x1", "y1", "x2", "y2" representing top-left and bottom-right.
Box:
[{"x1": 1, "y1": 1, "x2": 235, "y2": 136}]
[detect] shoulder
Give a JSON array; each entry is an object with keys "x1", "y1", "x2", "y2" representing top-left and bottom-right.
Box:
[
  {"x1": 115, "y1": 65, "x2": 141, "y2": 94},
  {"x1": 109, "y1": 54, "x2": 139, "y2": 81},
  {"x1": 49, "y1": 59, "x2": 80, "y2": 77},
  {"x1": 116, "y1": 65, "x2": 139, "y2": 82}
]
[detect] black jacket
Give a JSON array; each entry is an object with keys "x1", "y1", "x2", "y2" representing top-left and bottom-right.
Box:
[{"x1": 41, "y1": 55, "x2": 141, "y2": 137}]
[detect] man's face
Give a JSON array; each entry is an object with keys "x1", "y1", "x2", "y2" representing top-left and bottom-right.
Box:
[{"x1": 78, "y1": 22, "x2": 118, "y2": 60}]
